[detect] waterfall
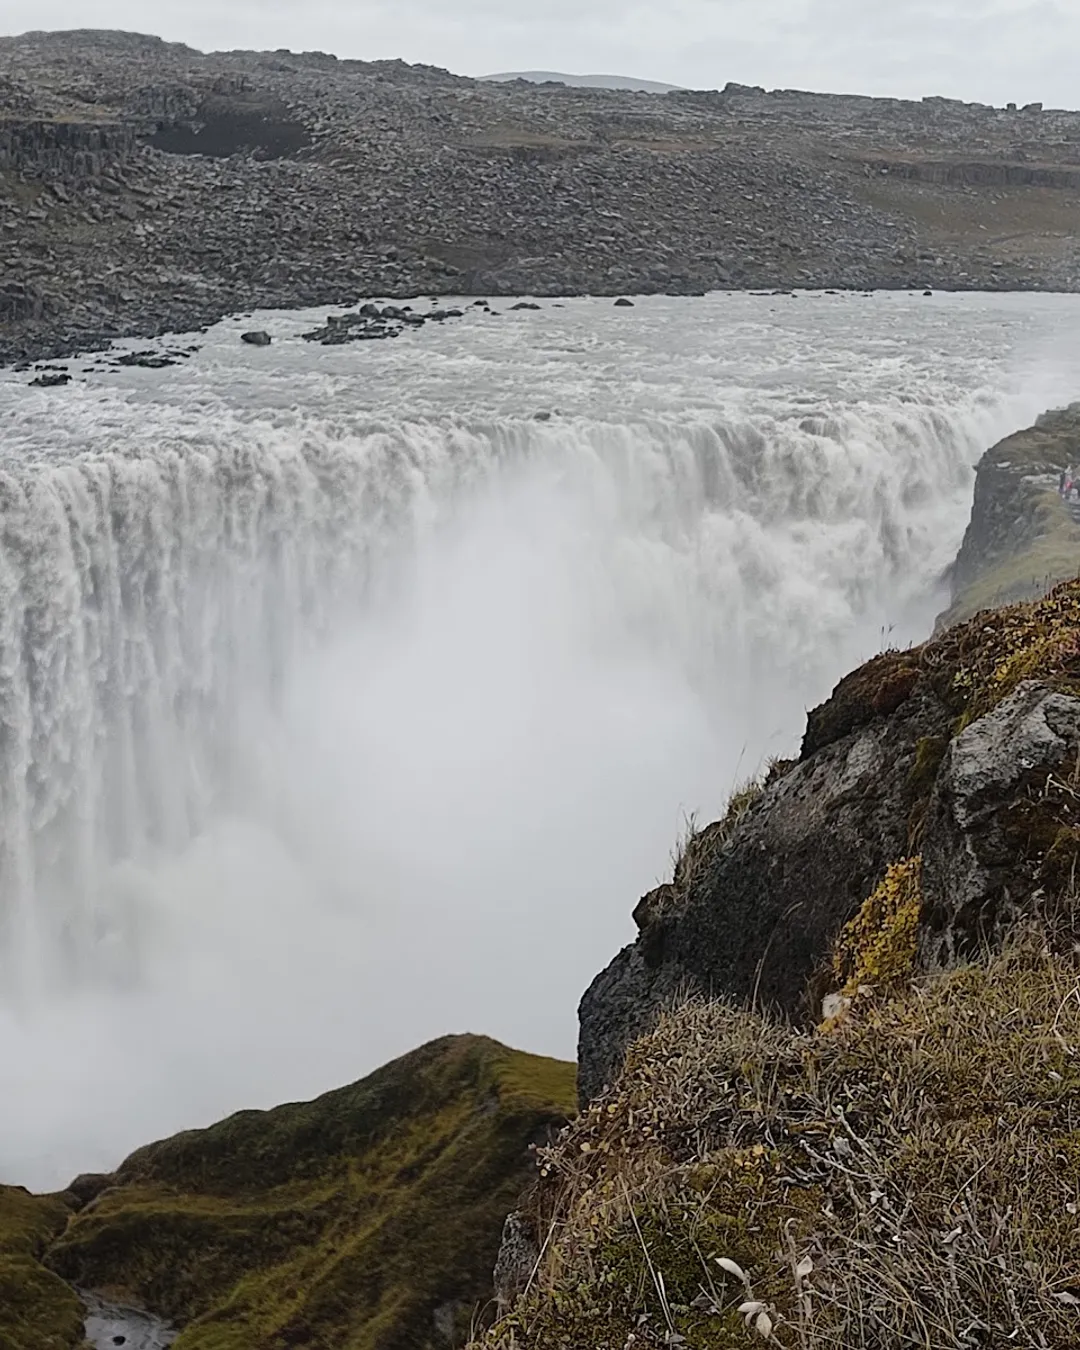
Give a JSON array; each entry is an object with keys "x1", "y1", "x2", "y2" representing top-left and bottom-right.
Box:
[
  {"x1": 0, "y1": 404, "x2": 988, "y2": 1003},
  {"x1": 3, "y1": 287, "x2": 1075, "y2": 1189}
]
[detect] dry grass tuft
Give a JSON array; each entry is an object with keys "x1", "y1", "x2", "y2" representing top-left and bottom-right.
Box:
[{"x1": 476, "y1": 933, "x2": 1080, "y2": 1349}]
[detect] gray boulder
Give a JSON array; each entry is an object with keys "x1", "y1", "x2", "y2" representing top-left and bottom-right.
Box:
[{"x1": 921, "y1": 681, "x2": 1080, "y2": 967}]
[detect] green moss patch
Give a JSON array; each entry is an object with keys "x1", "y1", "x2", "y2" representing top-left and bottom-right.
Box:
[
  {"x1": 48, "y1": 1035, "x2": 575, "y2": 1350},
  {"x1": 0, "y1": 1186, "x2": 83, "y2": 1350}
]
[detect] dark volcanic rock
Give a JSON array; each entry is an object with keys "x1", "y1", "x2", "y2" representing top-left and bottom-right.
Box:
[
  {"x1": 578, "y1": 655, "x2": 948, "y2": 1102},
  {"x1": 116, "y1": 349, "x2": 176, "y2": 366},
  {"x1": 239, "y1": 329, "x2": 271, "y2": 345},
  {"x1": 299, "y1": 301, "x2": 464, "y2": 345},
  {"x1": 29, "y1": 370, "x2": 70, "y2": 386},
  {"x1": 3, "y1": 28, "x2": 1080, "y2": 363}
]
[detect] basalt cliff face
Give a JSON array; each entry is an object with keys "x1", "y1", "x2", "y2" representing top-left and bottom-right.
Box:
[
  {"x1": 577, "y1": 406, "x2": 1080, "y2": 1105},
  {"x1": 3, "y1": 28, "x2": 1080, "y2": 361},
  {"x1": 942, "y1": 403, "x2": 1080, "y2": 625}
]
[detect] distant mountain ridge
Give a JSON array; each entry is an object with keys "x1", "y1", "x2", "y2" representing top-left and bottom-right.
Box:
[{"x1": 484, "y1": 70, "x2": 682, "y2": 93}]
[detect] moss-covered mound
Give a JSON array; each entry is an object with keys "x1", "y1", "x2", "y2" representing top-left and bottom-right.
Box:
[
  {"x1": 47, "y1": 1035, "x2": 575, "y2": 1350},
  {"x1": 0, "y1": 1185, "x2": 84, "y2": 1350},
  {"x1": 482, "y1": 939, "x2": 1080, "y2": 1349}
]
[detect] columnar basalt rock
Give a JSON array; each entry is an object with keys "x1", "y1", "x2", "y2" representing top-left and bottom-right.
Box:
[{"x1": 0, "y1": 119, "x2": 137, "y2": 180}]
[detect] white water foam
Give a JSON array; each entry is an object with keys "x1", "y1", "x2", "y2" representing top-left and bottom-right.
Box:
[{"x1": 1, "y1": 290, "x2": 1078, "y2": 1188}]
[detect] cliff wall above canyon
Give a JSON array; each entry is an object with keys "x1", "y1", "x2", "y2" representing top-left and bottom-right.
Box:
[{"x1": 3, "y1": 29, "x2": 1080, "y2": 360}]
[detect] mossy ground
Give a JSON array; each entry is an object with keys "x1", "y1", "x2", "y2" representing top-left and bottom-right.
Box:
[
  {"x1": 477, "y1": 937, "x2": 1080, "y2": 1349},
  {"x1": 0, "y1": 1186, "x2": 84, "y2": 1350},
  {"x1": 47, "y1": 1036, "x2": 575, "y2": 1350}
]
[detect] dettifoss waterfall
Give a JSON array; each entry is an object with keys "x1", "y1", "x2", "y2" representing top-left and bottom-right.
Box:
[{"x1": 0, "y1": 289, "x2": 1076, "y2": 1187}]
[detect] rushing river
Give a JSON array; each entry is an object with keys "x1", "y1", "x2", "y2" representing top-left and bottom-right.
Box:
[{"x1": 1, "y1": 290, "x2": 1079, "y2": 1189}]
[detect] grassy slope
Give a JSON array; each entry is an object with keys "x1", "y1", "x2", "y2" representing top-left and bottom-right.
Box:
[
  {"x1": 48, "y1": 1035, "x2": 576, "y2": 1350},
  {"x1": 477, "y1": 577, "x2": 1080, "y2": 1349},
  {"x1": 0, "y1": 1186, "x2": 83, "y2": 1350},
  {"x1": 479, "y1": 942, "x2": 1080, "y2": 1349}
]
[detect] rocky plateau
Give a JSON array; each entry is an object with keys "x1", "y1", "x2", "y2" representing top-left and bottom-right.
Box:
[{"x1": 3, "y1": 27, "x2": 1080, "y2": 362}]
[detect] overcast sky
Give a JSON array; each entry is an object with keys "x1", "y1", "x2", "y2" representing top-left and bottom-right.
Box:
[{"x1": 4, "y1": 1, "x2": 1074, "y2": 109}]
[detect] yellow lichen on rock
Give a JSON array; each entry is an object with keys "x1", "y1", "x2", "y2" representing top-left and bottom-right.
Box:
[{"x1": 831, "y1": 856, "x2": 922, "y2": 998}]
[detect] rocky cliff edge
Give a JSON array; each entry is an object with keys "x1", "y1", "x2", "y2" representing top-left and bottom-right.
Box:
[
  {"x1": 577, "y1": 405, "x2": 1080, "y2": 1106},
  {"x1": 474, "y1": 405, "x2": 1080, "y2": 1349}
]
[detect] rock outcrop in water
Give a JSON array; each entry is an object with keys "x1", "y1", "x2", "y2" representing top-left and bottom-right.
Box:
[
  {"x1": 1, "y1": 1036, "x2": 575, "y2": 1350},
  {"x1": 4, "y1": 28, "x2": 1080, "y2": 362}
]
